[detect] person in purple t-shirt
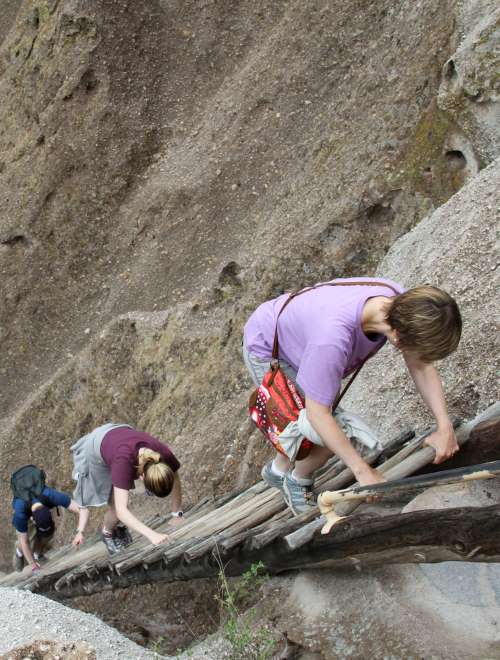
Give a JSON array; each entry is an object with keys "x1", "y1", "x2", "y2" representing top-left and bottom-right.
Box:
[
  {"x1": 70, "y1": 424, "x2": 183, "y2": 555},
  {"x1": 243, "y1": 278, "x2": 462, "y2": 514}
]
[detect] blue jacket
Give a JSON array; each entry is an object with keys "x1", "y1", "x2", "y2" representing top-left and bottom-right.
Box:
[{"x1": 12, "y1": 486, "x2": 71, "y2": 533}]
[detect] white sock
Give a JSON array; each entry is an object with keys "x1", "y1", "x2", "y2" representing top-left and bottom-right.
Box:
[
  {"x1": 271, "y1": 459, "x2": 286, "y2": 478},
  {"x1": 33, "y1": 552, "x2": 40, "y2": 561},
  {"x1": 291, "y1": 469, "x2": 313, "y2": 485}
]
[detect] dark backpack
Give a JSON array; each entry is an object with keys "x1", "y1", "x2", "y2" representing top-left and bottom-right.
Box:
[{"x1": 10, "y1": 465, "x2": 47, "y2": 505}]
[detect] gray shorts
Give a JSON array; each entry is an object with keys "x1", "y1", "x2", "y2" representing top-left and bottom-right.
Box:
[
  {"x1": 71, "y1": 423, "x2": 132, "y2": 507},
  {"x1": 242, "y1": 342, "x2": 303, "y2": 394}
]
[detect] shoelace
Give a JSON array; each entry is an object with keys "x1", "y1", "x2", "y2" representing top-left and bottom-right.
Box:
[{"x1": 297, "y1": 485, "x2": 314, "y2": 501}]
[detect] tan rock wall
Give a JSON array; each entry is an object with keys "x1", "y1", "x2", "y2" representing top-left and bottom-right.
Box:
[
  {"x1": 0, "y1": 0, "x2": 469, "y2": 417},
  {"x1": 345, "y1": 157, "x2": 500, "y2": 441}
]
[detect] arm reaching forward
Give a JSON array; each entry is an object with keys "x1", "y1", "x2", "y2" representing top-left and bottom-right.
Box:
[
  {"x1": 404, "y1": 352, "x2": 458, "y2": 464},
  {"x1": 113, "y1": 487, "x2": 169, "y2": 545},
  {"x1": 17, "y1": 532, "x2": 39, "y2": 571},
  {"x1": 68, "y1": 501, "x2": 89, "y2": 548},
  {"x1": 305, "y1": 397, "x2": 385, "y2": 487}
]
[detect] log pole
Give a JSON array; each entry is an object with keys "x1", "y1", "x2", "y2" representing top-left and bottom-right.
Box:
[
  {"x1": 318, "y1": 460, "x2": 500, "y2": 508},
  {"x1": 318, "y1": 403, "x2": 500, "y2": 534}
]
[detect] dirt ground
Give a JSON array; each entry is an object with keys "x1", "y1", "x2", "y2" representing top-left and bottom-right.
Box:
[{"x1": 73, "y1": 579, "x2": 221, "y2": 656}]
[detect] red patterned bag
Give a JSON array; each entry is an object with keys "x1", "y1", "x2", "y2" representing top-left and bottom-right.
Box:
[
  {"x1": 248, "y1": 280, "x2": 399, "y2": 459},
  {"x1": 249, "y1": 361, "x2": 313, "y2": 460}
]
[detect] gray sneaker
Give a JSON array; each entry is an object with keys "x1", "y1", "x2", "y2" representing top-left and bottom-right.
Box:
[
  {"x1": 101, "y1": 530, "x2": 125, "y2": 556},
  {"x1": 261, "y1": 461, "x2": 286, "y2": 495},
  {"x1": 113, "y1": 524, "x2": 133, "y2": 547},
  {"x1": 283, "y1": 473, "x2": 316, "y2": 515}
]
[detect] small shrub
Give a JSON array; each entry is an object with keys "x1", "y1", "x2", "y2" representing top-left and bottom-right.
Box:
[
  {"x1": 150, "y1": 635, "x2": 166, "y2": 658},
  {"x1": 216, "y1": 559, "x2": 275, "y2": 660}
]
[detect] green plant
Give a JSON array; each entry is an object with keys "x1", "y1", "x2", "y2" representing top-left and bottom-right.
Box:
[
  {"x1": 216, "y1": 558, "x2": 275, "y2": 660},
  {"x1": 150, "y1": 635, "x2": 166, "y2": 658}
]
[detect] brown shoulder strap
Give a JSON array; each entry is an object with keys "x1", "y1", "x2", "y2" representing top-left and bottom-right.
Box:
[{"x1": 271, "y1": 280, "x2": 400, "y2": 410}]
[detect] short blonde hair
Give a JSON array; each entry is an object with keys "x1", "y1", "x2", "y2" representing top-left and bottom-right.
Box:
[
  {"x1": 137, "y1": 449, "x2": 174, "y2": 498},
  {"x1": 387, "y1": 286, "x2": 462, "y2": 362}
]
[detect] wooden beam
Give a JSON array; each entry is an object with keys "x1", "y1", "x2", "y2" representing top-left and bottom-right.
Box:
[
  {"x1": 274, "y1": 504, "x2": 500, "y2": 572},
  {"x1": 50, "y1": 504, "x2": 500, "y2": 598},
  {"x1": 413, "y1": 417, "x2": 500, "y2": 475},
  {"x1": 318, "y1": 460, "x2": 500, "y2": 507},
  {"x1": 5, "y1": 406, "x2": 497, "y2": 600},
  {"x1": 321, "y1": 404, "x2": 500, "y2": 529}
]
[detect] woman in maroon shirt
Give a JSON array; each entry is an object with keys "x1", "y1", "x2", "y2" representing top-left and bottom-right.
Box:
[{"x1": 71, "y1": 424, "x2": 183, "y2": 555}]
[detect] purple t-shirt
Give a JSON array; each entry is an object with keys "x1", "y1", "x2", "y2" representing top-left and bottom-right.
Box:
[
  {"x1": 100, "y1": 427, "x2": 180, "y2": 491},
  {"x1": 244, "y1": 278, "x2": 404, "y2": 406}
]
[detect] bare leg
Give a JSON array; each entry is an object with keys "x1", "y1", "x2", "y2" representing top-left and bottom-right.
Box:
[
  {"x1": 32, "y1": 536, "x2": 43, "y2": 556},
  {"x1": 34, "y1": 535, "x2": 53, "y2": 559},
  {"x1": 293, "y1": 445, "x2": 333, "y2": 479},
  {"x1": 102, "y1": 493, "x2": 119, "y2": 532},
  {"x1": 274, "y1": 453, "x2": 291, "y2": 473}
]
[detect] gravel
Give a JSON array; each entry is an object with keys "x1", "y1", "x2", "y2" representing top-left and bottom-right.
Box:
[{"x1": 0, "y1": 587, "x2": 166, "y2": 659}]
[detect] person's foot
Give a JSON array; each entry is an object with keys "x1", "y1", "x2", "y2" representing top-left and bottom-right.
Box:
[
  {"x1": 101, "y1": 530, "x2": 125, "y2": 556},
  {"x1": 113, "y1": 524, "x2": 133, "y2": 548},
  {"x1": 261, "y1": 461, "x2": 286, "y2": 495},
  {"x1": 13, "y1": 551, "x2": 26, "y2": 572},
  {"x1": 283, "y1": 473, "x2": 316, "y2": 516}
]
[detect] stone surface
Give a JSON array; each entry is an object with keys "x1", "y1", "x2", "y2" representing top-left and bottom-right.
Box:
[
  {"x1": 276, "y1": 563, "x2": 500, "y2": 659},
  {"x1": 402, "y1": 480, "x2": 500, "y2": 513},
  {"x1": 438, "y1": 4, "x2": 500, "y2": 163},
  {"x1": 0, "y1": 587, "x2": 162, "y2": 659},
  {"x1": 0, "y1": 639, "x2": 97, "y2": 660},
  {"x1": 0, "y1": 1, "x2": 22, "y2": 45},
  {"x1": 346, "y1": 157, "x2": 500, "y2": 444}
]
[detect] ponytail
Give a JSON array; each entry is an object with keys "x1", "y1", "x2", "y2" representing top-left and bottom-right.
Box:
[{"x1": 137, "y1": 449, "x2": 174, "y2": 498}]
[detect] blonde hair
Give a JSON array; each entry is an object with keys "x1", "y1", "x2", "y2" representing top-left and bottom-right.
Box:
[
  {"x1": 137, "y1": 449, "x2": 174, "y2": 498},
  {"x1": 387, "y1": 286, "x2": 462, "y2": 362}
]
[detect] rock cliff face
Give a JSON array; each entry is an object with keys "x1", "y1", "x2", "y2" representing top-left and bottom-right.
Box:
[
  {"x1": 2, "y1": 0, "x2": 493, "y2": 419},
  {"x1": 0, "y1": 0, "x2": 499, "y2": 654},
  {"x1": 438, "y1": 3, "x2": 500, "y2": 163},
  {"x1": 346, "y1": 157, "x2": 500, "y2": 440}
]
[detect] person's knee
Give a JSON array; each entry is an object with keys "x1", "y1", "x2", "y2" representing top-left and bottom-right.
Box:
[{"x1": 309, "y1": 445, "x2": 334, "y2": 462}]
